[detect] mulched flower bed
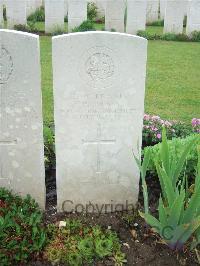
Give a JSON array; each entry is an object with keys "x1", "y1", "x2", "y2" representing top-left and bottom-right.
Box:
[{"x1": 28, "y1": 169, "x2": 199, "y2": 265}]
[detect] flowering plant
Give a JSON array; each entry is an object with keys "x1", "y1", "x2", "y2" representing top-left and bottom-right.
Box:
[
  {"x1": 142, "y1": 114, "x2": 192, "y2": 147},
  {"x1": 192, "y1": 118, "x2": 200, "y2": 133}
]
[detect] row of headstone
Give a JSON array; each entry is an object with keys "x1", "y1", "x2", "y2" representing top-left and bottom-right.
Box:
[
  {"x1": 44, "y1": 0, "x2": 200, "y2": 35},
  {"x1": 1, "y1": 0, "x2": 200, "y2": 35},
  {"x1": 0, "y1": 29, "x2": 147, "y2": 211}
]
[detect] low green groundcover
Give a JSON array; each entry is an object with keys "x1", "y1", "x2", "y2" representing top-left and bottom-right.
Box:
[
  {"x1": 0, "y1": 188, "x2": 46, "y2": 265},
  {"x1": 44, "y1": 219, "x2": 126, "y2": 265}
]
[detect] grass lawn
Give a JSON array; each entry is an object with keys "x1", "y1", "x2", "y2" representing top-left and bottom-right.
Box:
[
  {"x1": 35, "y1": 21, "x2": 104, "y2": 32},
  {"x1": 146, "y1": 26, "x2": 186, "y2": 35},
  {"x1": 40, "y1": 29, "x2": 200, "y2": 125}
]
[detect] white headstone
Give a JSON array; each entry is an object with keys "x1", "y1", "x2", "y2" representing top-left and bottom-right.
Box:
[
  {"x1": 45, "y1": 0, "x2": 64, "y2": 33},
  {"x1": 146, "y1": 0, "x2": 159, "y2": 23},
  {"x1": 164, "y1": 0, "x2": 185, "y2": 33},
  {"x1": 105, "y1": 0, "x2": 125, "y2": 32},
  {"x1": 53, "y1": 32, "x2": 147, "y2": 212},
  {"x1": 64, "y1": 0, "x2": 68, "y2": 18},
  {"x1": 93, "y1": 0, "x2": 106, "y2": 18},
  {"x1": 0, "y1": 30, "x2": 45, "y2": 209},
  {"x1": 183, "y1": 0, "x2": 189, "y2": 15},
  {"x1": 35, "y1": 0, "x2": 43, "y2": 8},
  {"x1": 160, "y1": 0, "x2": 167, "y2": 19},
  {"x1": 68, "y1": 0, "x2": 87, "y2": 32},
  {"x1": 186, "y1": 0, "x2": 200, "y2": 35},
  {"x1": 6, "y1": 0, "x2": 27, "y2": 29},
  {"x1": 26, "y1": 0, "x2": 37, "y2": 17},
  {"x1": 126, "y1": 0, "x2": 147, "y2": 35}
]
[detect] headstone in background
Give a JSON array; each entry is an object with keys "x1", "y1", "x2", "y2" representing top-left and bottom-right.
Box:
[
  {"x1": 160, "y1": 0, "x2": 167, "y2": 20},
  {"x1": 93, "y1": 0, "x2": 106, "y2": 19},
  {"x1": 6, "y1": 0, "x2": 27, "y2": 29},
  {"x1": 105, "y1": 0, "x2": 126, "y2": 32},
  {"x1": 126, "y1": 0, "x2": 147, "y2": 35},
  {"x1": 53, "y1": 32, "x2": 147, "y2": 212},
  {"x1": 68, "y1": 0, "x2": 87, "y2": 32},
  {"x1": 64, "y1": 0, "x2": 68, "y2": 20},
  {"x1": 146, "y1": 0, "x2": 159, "y2": 23},
  {"x1": 45, "y1": 0, "x2": 64, "y2": 33},
  {"x1": 0, "y1": 30, "x2": 45, "y2": 209},
  {"x1": 26, "y1": 0, "x2": 37, "y2": 17},
  {"x1": 164, "y1": 0, "x2": 185, "y2": 33},
  {"x1": 186, "y1": 0, "x2": 200, "y2": 35},
  {"x1": 183, "y1": 0, "x2": 189, "y2": 16}
]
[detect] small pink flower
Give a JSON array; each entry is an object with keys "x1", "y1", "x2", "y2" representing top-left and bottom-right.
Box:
[
  {"x1": 152, "y1": 115, "x2": 160, "y2": 121},
  {"x1": 164, "y1": 121, "x2": 172, "y2": 127},
  {"x1": 144, "y1": 114, "x2": 150, "y2": 121},
  {"x1": 157, "y1": 133, "x2": 162, "y2": 139},
  {"x1": 192, "y1": 118, "x2": 197, "y2": 127}
]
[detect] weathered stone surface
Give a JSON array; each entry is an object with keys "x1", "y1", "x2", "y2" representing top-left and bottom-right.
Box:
[
  {"x1": 164, "y1": 0, "x2": 185, "y2": 34},
  {"x1": 53, "y1": 32, "x2": 147, "y2": 212},
  {"x1": 0, "y1": 30, "x2": 45, "y2": 209},
  {"x1": 6, "y1": 0, "x2": 27, "y2": 29},
  {"x1": 146, "y1": 0, "x2": 159, "y2": 23},
  {"x1": 45, "y1": 0, "x2": 64, "y2": 33},
  {"x1": 186, "y1": 0, "x2": 200, "y2": 35},
  {"x1": 160, "y1": 0, "x2": 167, "y2": 19},
  {"x1": 105, "y1": 0, "x2": 126, "y2": 32},
  {"x1": 126, "y1": 0, "x2": 147, "y2": 35},
  {"x1": 68, "y1": 0, "x2": 87, "y2": 32},
  {"x1": 93, "y1": 0, "x2": 106, "y2": 18}
]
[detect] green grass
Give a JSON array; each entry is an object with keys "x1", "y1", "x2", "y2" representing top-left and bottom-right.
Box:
[
  {"x1": 146, "y1": 41, "x2": 200, "y2": 122},
  {"x1": 40, "y1": 36, "x2": 53, "y2": 124},
  {"x1": 35, "y1": 21, "x2": 104, "y2": 32},
  {"x1": 146, "y1": 26, "x2": 186, "y2": 35},
  {"x1": 40, "y1": 32, "x2": 200, "y2": 125}
]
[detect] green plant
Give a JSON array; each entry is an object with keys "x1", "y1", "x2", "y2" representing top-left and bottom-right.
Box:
[
  {"x1": 137, "y1": 128, "x2": 200, "y2": 250},
  {"x1": 95, "y1": 238, "x2": 113, "y2": 258},
  {"x1": 0, "y1": 188, "x2": 46, "y2": 265},
  {"x1": 44, "y1": 124, "x2": 55, "y2": 168},
  {"x1": 27, "y1": 6, "x2": 45, "y2": 22},
  {"x1": 67, "y1": 252, "x2": 82, "y2": 265},
  {"x1": 134, "y1": 149, "x2": 151, "y2": 214},
  {"x1": 147, "y1": 20, "x2": 164, "y2": 26},
  {"x1": 78, "y1": 237, "x2": 94, "y2": 262},
  {"x1": 72, "y1": 20, "x2": 95, "y2": 32},
  {"x1": 87, "y1": 2, "x2": 98, "y2": 21},
  {"x1": 137, "y1": 30, "x2": 200, "y2": 42},
  {"x1": 44, "y1": 219, "x2": 125, "y2": 265},
  {"x1": 51, "y1": 26, "x2": 65, "y2": 36},
  {"x1": 142, "y1": 114, "x2": 192, "y2": 147},
  {"x1": 64, "y1": 15, "x2": 68, "y2": 22},
  {"x1": 113, "y1": 251, "x2": 127, "y2": 266},
  {"x1": 3, "y1": 6, "x2": 6, "y2": 21},
  {"x1": 191, "y1": 31, "x2": 200, "y2": 42},
  {"x1": 144, "y1": 134, "x2": 200, "y2": 180},
  {"x1": 27, "y1": 20, "x2": 37, "y2": 32},
  {"x1": 14, "y1": 24, "x2": 30, "y2": 32},
  {"x1": 137, "y1": 30, "x2": 161, "y2": 40}
]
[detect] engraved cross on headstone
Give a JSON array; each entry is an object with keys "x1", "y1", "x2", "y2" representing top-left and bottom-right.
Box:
[{"x1": 82, "y1": 124, "x2": 116, "y2": 174}]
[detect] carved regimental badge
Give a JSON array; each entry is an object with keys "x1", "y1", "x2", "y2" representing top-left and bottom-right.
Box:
[
  {"x1": 0, "y1": 47, "x2": 13, "y2": 84},
  {"x1": 80, "y1": 46, "x2": 119, "y2": 89},
  {"x1": 86, "y1": 52, "x2": 114, "y2": 81}
]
